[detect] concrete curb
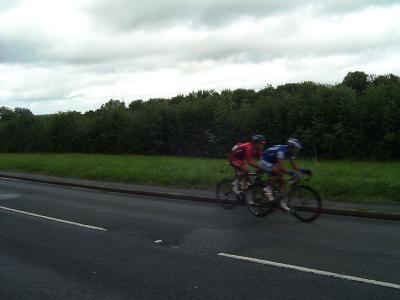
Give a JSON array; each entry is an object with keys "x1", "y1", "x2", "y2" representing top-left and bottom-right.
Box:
[
  {"x1": 320, "y1": 207, "x2": 400, "y2": 221},
  {"x1": 1, "y1": 174, "x2": 399, "y2": 221},
  {"x1": 0, "y1": 174, "x2": 216, "y2": 203}
]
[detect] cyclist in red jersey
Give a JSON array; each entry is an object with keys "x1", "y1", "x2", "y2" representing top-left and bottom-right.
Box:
[{"x1": 229, "y1": 134, "x2": 267, "y2": 194}]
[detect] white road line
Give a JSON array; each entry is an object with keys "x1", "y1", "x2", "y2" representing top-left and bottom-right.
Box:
[
  {"x1": 0, "y1": 206, "x2": 108, "y2": 231},
  {"x1": 218, "y1": 253, "x2": 400, "y2": 290}
]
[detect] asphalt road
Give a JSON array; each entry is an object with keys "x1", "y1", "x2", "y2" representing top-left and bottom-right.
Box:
[{"x1": 1, "y1": 178, "x2": 399, "y2": 299}]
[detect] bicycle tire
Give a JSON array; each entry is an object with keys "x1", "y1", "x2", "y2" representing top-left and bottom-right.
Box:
[
  {"x1": 216, "y1": 179, "x2": 240, "y2": 209},
  {"x1": 287, "y1": 184, "x2": 321, "y2": 222},
  {"x1": 245, "y1": 183, "x2": 274, "y2": 217}
]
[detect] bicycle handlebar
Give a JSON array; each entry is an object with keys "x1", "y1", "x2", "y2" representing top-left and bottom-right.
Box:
[
  {"x1": 285, "y1": 173, "x2": 312, "y2": 185},
  {"x1": 248, "y1": 172, "x2": 258, "y2": 176}
]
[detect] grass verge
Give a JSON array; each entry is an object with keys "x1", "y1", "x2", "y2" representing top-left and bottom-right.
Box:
[{"x1": 0, "y1": 153, "x2": 398, "y2": 205}]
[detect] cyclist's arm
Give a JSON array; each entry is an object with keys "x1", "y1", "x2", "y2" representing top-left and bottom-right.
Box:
[
  {"x1": 275, "y1": 159, "x2": 292, "y2": 175},
  {"x1": 290, "y1": 159, "x2": 312, "y2": 175},
  {"x1": 289, "y1": 159, "x2": 301, "y2": 172},
  {"x1": 245, "y1": 145, "x2": 261, "y2": 170},
  {"x1": 247, "y1": 158, "x2": 261, "y2": 170}
]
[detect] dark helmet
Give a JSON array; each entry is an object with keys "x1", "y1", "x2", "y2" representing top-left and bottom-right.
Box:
[
  {"x1": 251, "y1": 134, "x2": 267, "y2": 144},
  {"x1": 287, "y1": 138, "x2": 303, "y2": 150}
]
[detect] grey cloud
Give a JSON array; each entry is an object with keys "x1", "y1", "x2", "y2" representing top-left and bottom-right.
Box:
[
  {"x1": 0, "y1": 65, "x2": 87, "y2": 113},
  {"x1": 2, "y1": 21, "x2": 399, "y2": 70},
  {"x1": 0, "y1": 0, "x2": 22, "y2": 11},
  {"x1": 86, "y1": 0, "x2": 398, "y2": 30},
  {"x1": 1, "y1": 0, "x2": 399, "y2": 68},
  {"x1": 317, "y1": 0, "x2": 399, "y2": 14},
  {"x1": 0, "y1": 23, "x2": 175, "y2": 66},
  {"x1": 169, "y1": 12, "x2": 400, "y2": 65},
  {"x1": 85, "y1": 0, "x2": 301, "y2": 30},
  {"x1": 7, "y1": 80, "x2": 71, "y2": 103},
  {"x1": 0, "y1": 35, "x2": 49, "y2": 63}
]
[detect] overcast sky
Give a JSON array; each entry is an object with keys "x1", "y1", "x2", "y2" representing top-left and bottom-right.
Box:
[{"x1": 1, "y1": 0, "x2": 399, "y2": 114}]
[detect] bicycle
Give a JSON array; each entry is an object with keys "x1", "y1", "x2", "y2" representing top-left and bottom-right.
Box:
[
  {"x1": 216, "y1": 172, "x2": 263, "y2": 209},
  {"x1": 245, "y1": 175, "x2": 321, "y2": 222}
]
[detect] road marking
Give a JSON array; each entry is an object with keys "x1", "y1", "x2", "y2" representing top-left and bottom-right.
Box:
[
  {"x1": 218, "y1": 253, "x2": 400, "y2": 290},
  {"x1": 0, "y1": 206, "x2": 108, "y2": 231}
]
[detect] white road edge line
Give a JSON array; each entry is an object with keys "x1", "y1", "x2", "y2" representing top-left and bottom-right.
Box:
[
  {"x1": 0, "y1": 206, "x2": 108, "y2": 231},
  {"x1": 218, "y1": 253, "x2": 400, "y2": 290}
]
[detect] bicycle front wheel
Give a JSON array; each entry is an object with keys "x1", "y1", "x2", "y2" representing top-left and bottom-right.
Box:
[
  {"x1": 216, "y1": 179, "x2": 240, "y2": 209},
  {"x1": 288, "y1": 185, "x2": 321, "y2": 222}
]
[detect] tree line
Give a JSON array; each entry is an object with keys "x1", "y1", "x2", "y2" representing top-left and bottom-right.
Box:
[{"x1": 1, "y1": 71, "x2": 399, "y2": 159}]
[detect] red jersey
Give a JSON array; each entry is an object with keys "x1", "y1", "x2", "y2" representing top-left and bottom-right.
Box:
[{"x1": 229, "y1": 142, "x2": 263, "y2": 161}]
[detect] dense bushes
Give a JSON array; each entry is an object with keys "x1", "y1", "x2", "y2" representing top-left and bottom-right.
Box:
[{"x1": 1, "y1": 71, "x2": 399, "y2": 159}]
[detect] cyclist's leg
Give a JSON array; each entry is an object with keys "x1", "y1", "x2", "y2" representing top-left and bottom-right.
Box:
[
  {"x1": 267, "y1": 166, "x2": 286, "y2": 203},
  {"x1": 268, "y1": 165, "x2": 284, "y2": 192},
  {"x1": 272, "y1": 174, "x2": 284, "y2": 193},
  {"x1": 269, "y1": 166, "x2": 290, "y2": 211},
  {"x1": 229, "y1": 159, "x2": 244, "y2": 177},
  {"x1": 259, "y1": 160, "x2": 275, "y2": 201},
  {"x1": 238, "y1": 163, "x2": 249, "y2": 189},
  {"x1": 229, "y1": 160, "x2": 247, "y2": 193}
]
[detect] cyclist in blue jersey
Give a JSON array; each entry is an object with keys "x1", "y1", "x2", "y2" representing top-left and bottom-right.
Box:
[{"x1": 260, "y1": 138, "x2": 312, "y2": 210}]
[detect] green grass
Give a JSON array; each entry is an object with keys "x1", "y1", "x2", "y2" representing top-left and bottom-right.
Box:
[{"x1": 0, "y1": 153, "x2": 399, "y2": 205}]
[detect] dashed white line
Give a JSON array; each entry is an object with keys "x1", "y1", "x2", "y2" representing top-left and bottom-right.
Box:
[
  {"x1": 218, "y1": 253, "x2": 400, "y2": 290},
  {"x1": 0, "y1": 206, "x2": 108, "y2": 231}
]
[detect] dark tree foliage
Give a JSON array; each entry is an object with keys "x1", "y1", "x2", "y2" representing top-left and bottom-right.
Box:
[
  {"x1": 342, "y1": 71, "x2": 369, "y2": 95},
  {"x1": 1, "y1": 72, "x2": 400, "y2": 159}
]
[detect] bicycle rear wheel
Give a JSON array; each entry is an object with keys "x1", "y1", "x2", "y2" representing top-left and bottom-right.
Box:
[
  {"x1": 245, "y1": 183, "x2": 274, "y2": 217},
  {"x1": 288, "y1": 185, "x2": 321, "y2": 222},
  {"x1": 216, "y1": 179, "x2": 240, "y2": 209}
]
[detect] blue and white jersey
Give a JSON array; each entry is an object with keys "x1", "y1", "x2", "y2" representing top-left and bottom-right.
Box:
[{"x1": 262, "y1": 145, "x2": 295, "y2": 163}]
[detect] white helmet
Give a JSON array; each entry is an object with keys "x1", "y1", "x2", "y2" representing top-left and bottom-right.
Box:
[{"x1": 287, "y1": 138, "x2": 303, "y2": 150}]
